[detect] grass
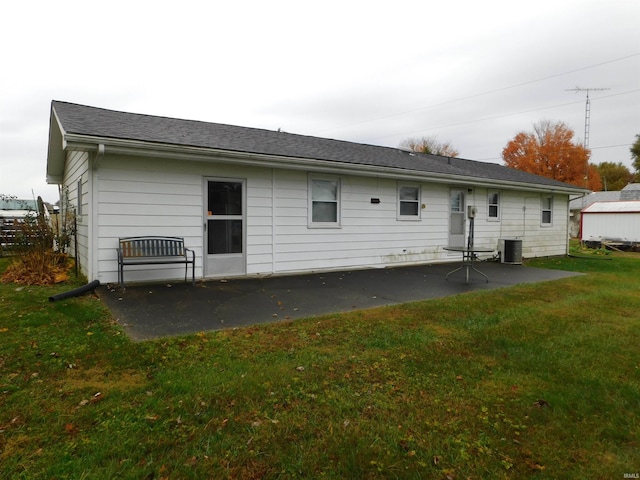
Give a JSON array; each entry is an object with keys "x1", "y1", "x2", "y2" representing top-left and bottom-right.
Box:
[{"x1": 1, "y1": 253, "x2": 639, "y2": 479}]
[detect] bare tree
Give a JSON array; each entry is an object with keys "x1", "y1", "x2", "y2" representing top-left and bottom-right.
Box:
[{"x1": 399, "y1": 135, "x2": 459, "y2": 157}]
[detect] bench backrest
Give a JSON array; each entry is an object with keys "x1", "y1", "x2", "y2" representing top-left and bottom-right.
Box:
[{"x1": 119, "y1": 236, "x2": 185, "y2": 258}]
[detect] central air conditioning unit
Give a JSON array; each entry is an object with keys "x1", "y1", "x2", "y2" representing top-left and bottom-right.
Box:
[{"x1": 498, "y1": 238, "x2": 523, "y2": 264}]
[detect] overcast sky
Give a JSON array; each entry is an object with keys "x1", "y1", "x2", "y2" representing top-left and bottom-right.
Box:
[{"x1": 1, "y1": 0, "x2": 639, "y2": 203}]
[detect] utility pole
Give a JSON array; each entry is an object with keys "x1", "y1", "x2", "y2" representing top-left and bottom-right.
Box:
[{"x1": 566, "y1": 86, "x2": 610, "y2": 189}]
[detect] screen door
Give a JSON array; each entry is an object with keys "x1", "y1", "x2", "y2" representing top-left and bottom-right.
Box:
[
  {"x1": 204, "y1": 179, "x2": 245, "y2": 276},
  {"x1": 449, "y1": 189, "x2": 465, "y2": 248}
]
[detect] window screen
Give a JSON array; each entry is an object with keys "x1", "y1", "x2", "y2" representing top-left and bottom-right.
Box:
[
  {"x1": 399, "y1": 186, "x2": 419, "y2": 217},
  {"x1": 311, "y1": 178, "x2": 339, "y2": 224},
  {"x1": 541, "y1": 197, "x2": 552, "y2": 224},
  {"x1": 488, "y1": 192, "x2": 500, "y2": 219}
]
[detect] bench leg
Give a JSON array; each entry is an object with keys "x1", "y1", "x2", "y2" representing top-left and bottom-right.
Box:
[
  {"x1": 184, "y1": 262, "x2": 195, "y2": 286},
  {"x1": 185, "y1": 262, "x2": 195, "y2": 286}
]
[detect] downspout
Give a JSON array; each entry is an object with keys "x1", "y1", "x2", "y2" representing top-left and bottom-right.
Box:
[
  {"x1": 571, "y1": 192, "x2": 589, "y2": 244},
  {"x1": 574, "y1": 192, "x2": 589, "y2": 209},
  {"x1": 565, "y1": 196, "x2": 570, "y2": 255},
  {"x1": 49, "y1": 280, "x2": 100, "y2": 302},
  {"x1": 96, "y1": 144, "x2": 105, "y2": 165}
]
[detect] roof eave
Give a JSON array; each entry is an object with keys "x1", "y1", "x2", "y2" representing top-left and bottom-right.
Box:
[
  {"x1": 46, "y1": 107, "x2": 66, "y2": 184},
  {"x1": 63, "y1": 135, "x2": 587, "y2": 195}
]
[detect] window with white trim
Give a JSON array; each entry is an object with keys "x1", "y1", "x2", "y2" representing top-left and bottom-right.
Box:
[
  {"x1": 398, "y1": 184, "x2": 420, "y2": 219},
  {"x1": 541, "y1": 196, "x2": 553, "y2": 225},
  {"x1": 487, "y1": 191, "x2": 500, "y2": 221},
  {"x1": 309, "y1": 176, "x2": 340, "y2": 226}
]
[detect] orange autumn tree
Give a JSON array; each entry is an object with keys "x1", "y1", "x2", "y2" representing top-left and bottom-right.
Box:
[{"x1": 502, "y1": 120, "x2": 602, "y2": 191}]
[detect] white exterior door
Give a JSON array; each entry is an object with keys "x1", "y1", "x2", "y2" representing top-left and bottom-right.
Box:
[
  {"x1": 204, "y1": 179, "x2": 246, "y2": 277},
  {"x1": 449, "y1": 189, "x2": 465, "y2": 247}
]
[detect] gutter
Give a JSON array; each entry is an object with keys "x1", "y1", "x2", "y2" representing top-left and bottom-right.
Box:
[{"x1": 62, "y1": 134, "x2": 588, "y2": 196}]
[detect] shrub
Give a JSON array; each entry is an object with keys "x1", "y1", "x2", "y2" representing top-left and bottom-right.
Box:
[{"x1": 1, "y1": 195, "x2": 76, "y2": 285}]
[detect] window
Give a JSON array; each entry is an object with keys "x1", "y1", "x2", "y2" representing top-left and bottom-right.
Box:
[
  {"x1": 207, "y1": 181, "x2": 243, "y2": 254},
  {"x1": 449, "y1": 189, "x2": 465, "y2": 236},
  {"x1": 488, "y1": 191, "x2": 500, "y2": 220},
  {"x1": 208, "y1": 181, "x2": 242, "y2": 215},
  {"x1": 309, "y1": 177, "x2": 340, "y2": 226},
  {"x1": 450, "y1": 190, "x2": 463, "y2": 213},
  {"x1": 77, "y1": 178, "x2": 83, "y2": 216},
  {"x1": 398, "y1": 185, "x2": 420, "y2": 218},
  {"x1": 541, "y1": 196, "x2": 553, "y2": 225}
]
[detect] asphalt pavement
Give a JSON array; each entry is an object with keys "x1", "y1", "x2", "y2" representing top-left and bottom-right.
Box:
[{"x1": 96, "y1": 261, "x2": 582, "y2": 341}]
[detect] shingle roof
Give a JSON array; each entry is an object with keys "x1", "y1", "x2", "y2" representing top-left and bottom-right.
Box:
[
  {"x1": 51, "y1": 100, "x2": 584, "y2": 192},
  {"x1": 621, "y1": 183, "x2": 640, "y2": 200},
  {"x1": 570, "y1": 184, "x2": 640, "y2": 210},
  {"x1": 569, "y1": 191, "x2": 621, "y2": 210}
]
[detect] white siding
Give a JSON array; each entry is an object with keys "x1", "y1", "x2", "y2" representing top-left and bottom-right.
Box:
[
  {"x1": 62, "y1": 151, "x2": 90, "y2": 278},
  {"x1": 581, "y1": 212, "x2": 640, "y2": 243},
  {"x1": 472, "y1": 191, "x2": 569, "y2": 259},
  {"x1": 94, "y1": 155, "x2": 274, "y2": 283},
  {"x1": 271, "y1": 178, "x2": 568, "y2": 274},
  {"x1": 88, "y1": 153, "x2": 571, "y2": 283},
  {"x1": 273, "y1": 175, "x2": 449, "y2": 273}
]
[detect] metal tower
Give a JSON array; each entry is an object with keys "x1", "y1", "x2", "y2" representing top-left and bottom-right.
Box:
[{"x1": 565, "y1": 86, "x2": 610, "y2": 148}]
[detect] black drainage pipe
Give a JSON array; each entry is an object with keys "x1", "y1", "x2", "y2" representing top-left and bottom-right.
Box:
[{"x1": 49, "y1": 280, "x2": 101, "y2": 302}]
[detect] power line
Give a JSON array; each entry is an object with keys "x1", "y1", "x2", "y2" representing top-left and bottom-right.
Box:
[
  {"x1": 313, "y1": 53, "x2": 640, "y2": 137},
  {"x1": 365, "y1": 89, "x2": 640, "y2": 143},
  {"x1": 590, "y1": 143, "x2": 633, "y2": 150}
]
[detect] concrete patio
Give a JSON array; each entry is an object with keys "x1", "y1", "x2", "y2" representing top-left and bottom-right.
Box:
[{"x1": 96, "y1": 261, "x2": 582, "y2": 341}]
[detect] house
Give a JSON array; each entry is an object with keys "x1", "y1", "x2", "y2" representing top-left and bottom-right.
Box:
[
  {"x1": 580, "y1": 200, "x2": 640, "y2": 247},
  {"x1": 569, "y1": 183, "x2": 640, "y2": 237},
  {"x1": 46, "y1": 101, "x2": 587, "y2": 284}
]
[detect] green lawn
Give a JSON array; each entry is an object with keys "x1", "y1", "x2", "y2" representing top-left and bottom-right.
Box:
[{"x1": 0, "y1": 254, "x2": 639, "y2": 479}]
